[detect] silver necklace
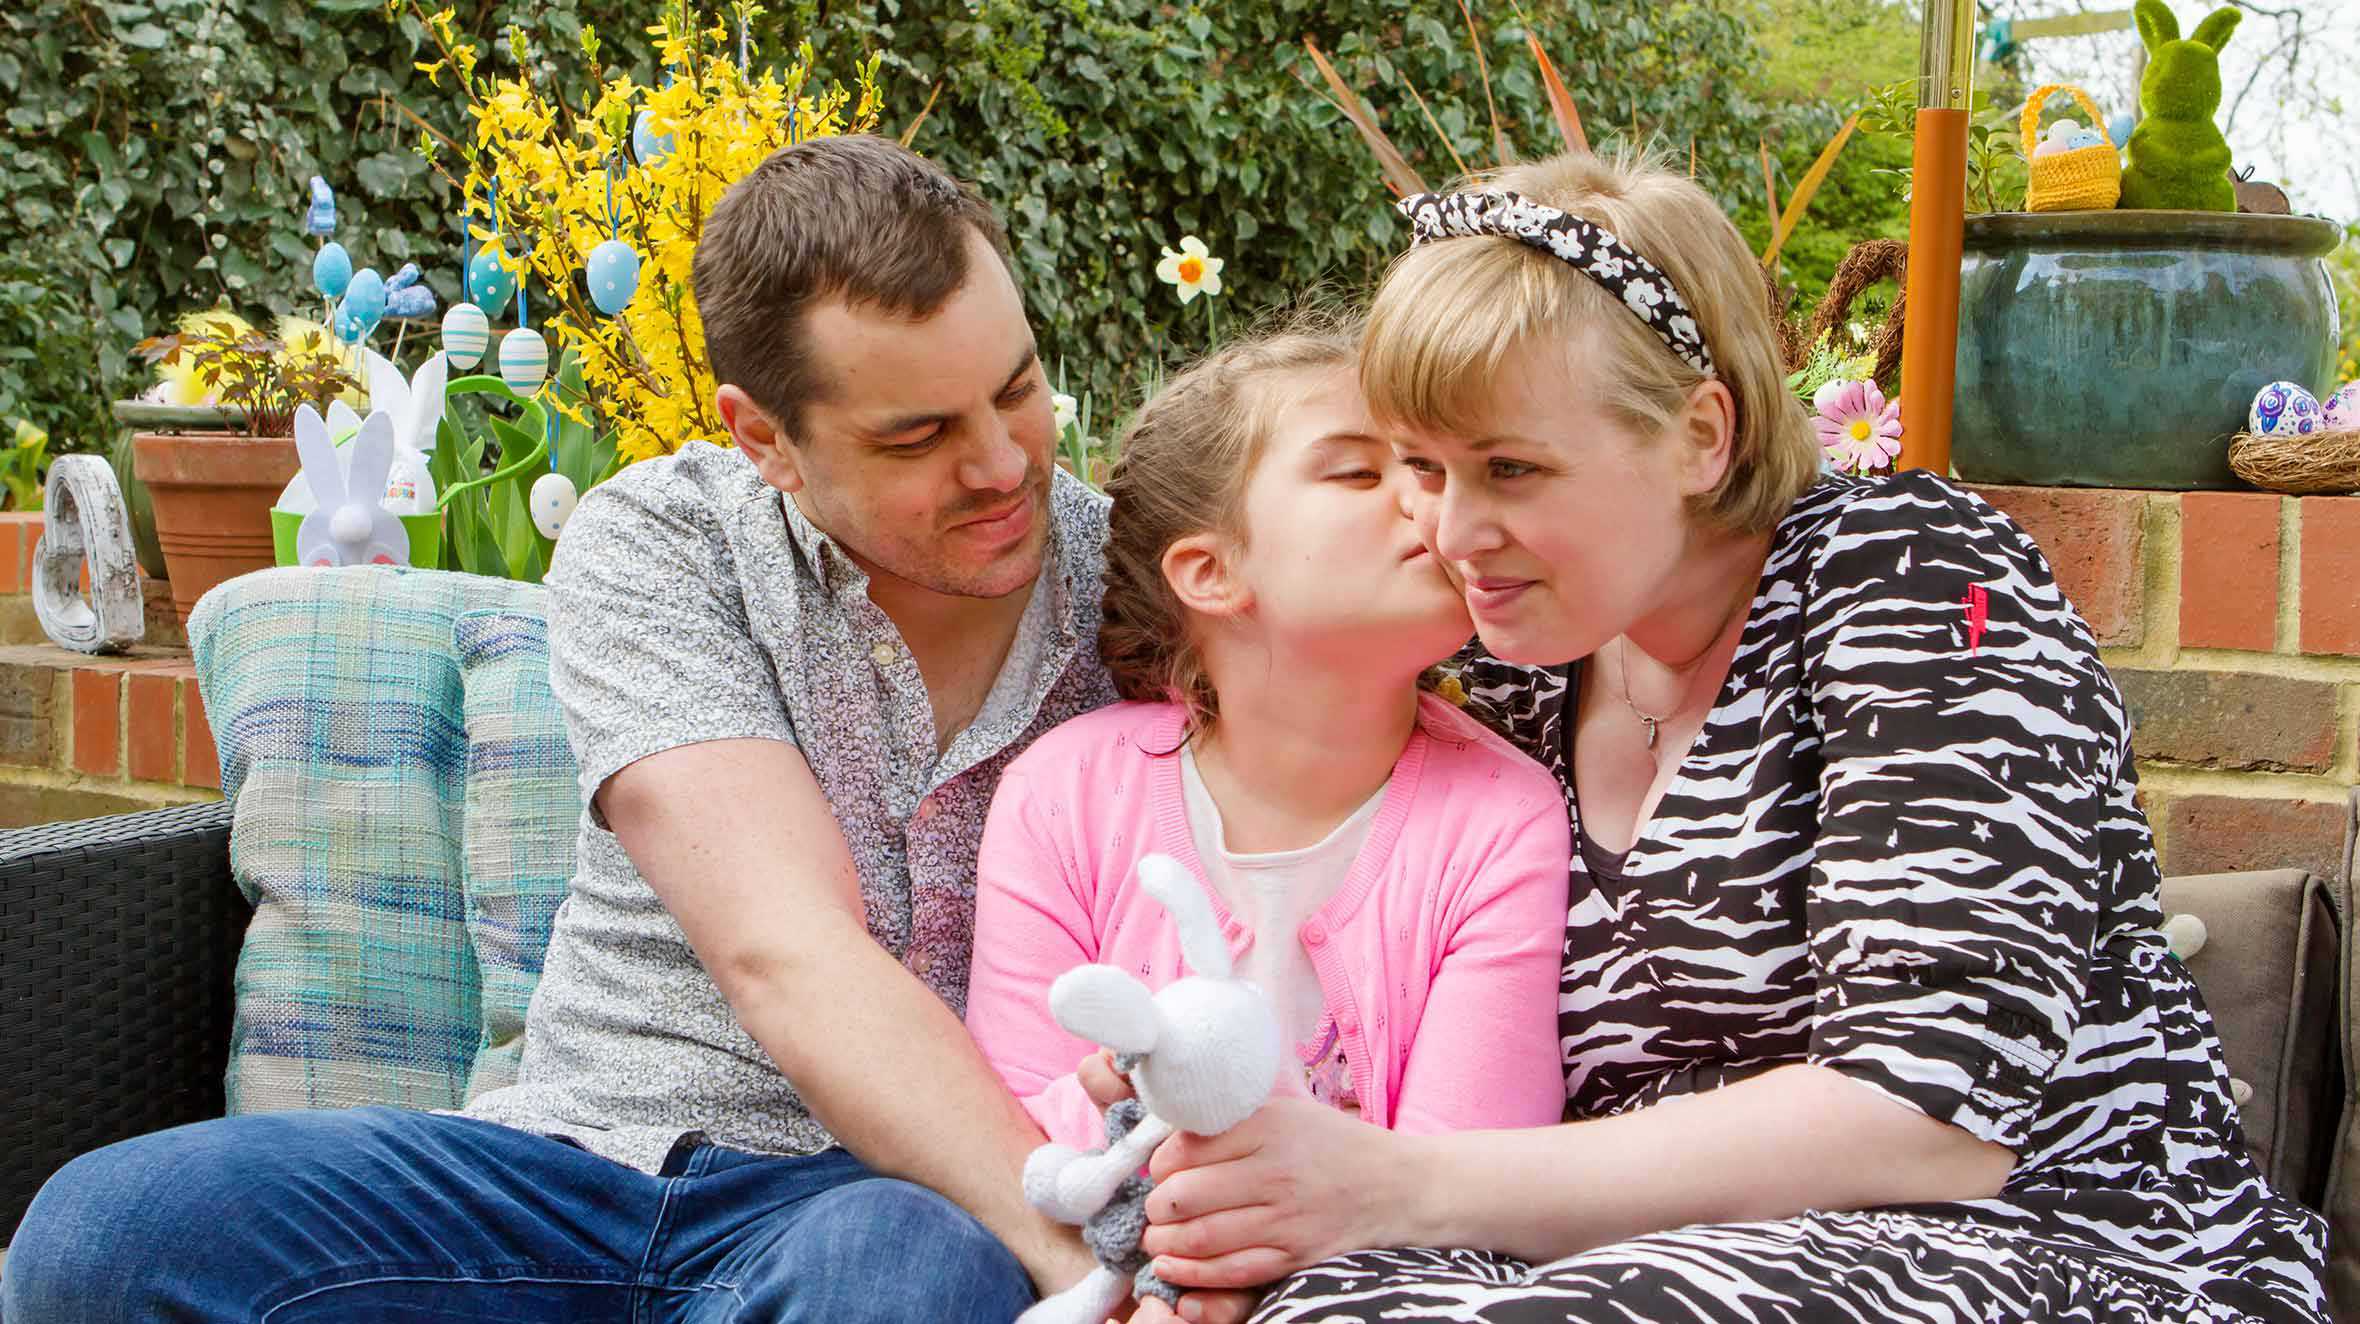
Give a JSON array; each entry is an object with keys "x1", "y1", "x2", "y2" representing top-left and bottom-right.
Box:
[{"x1": 1614, "y1": 581, "x2": 1754, "y2": 752}]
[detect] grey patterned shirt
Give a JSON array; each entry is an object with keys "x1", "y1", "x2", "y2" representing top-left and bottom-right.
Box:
[{"x1": 463, "y1": 440, "x2": 1117, "y2": 1173}]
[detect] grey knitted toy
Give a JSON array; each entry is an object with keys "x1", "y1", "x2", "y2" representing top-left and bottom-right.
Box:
[{"x1": 1078, "y1": 1095, "x2": 1176, "y2": 1308}]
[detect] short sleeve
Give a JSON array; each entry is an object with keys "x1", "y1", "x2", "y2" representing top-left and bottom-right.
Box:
[
  {"x1": 1801, "y1": 478, "x2": 2113, "y2": 1154},
  {"x1": 544, "y1": 463, "x2": 796, "y2": 806}
]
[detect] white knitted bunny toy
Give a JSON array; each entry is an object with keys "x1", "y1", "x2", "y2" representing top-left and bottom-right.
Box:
[{"x1": 1018, "y1": 854, "x2": 1284, "y2": 1324}]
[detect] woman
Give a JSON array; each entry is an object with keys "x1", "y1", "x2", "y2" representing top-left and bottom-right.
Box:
[{"x1": 1124, "y1": 150, "x2": 2331, "y2": 1324}]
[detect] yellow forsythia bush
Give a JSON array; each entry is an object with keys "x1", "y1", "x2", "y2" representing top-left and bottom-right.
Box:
[{"x1": 410, "y1": 0, "x2": 882, "y2": 463}]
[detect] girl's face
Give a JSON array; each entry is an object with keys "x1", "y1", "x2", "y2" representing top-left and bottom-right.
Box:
[
  {"x1": 1219, "y1": 365, "x2": 1472, "y2": 674},
  {"x1": 1390, "y1": 336, "x2": 1711, "y2": 666}
]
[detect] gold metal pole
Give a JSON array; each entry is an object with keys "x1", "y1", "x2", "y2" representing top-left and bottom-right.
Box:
[{"x1": 1898, "y1": 0, "x2": 1975, "y2": 474}]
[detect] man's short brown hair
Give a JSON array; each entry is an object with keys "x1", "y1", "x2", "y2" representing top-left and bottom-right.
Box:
[{"x1": 692, "y1": 134, "x2": 1013, "y2": 439}]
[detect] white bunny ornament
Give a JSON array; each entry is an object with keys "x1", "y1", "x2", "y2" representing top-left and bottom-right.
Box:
[
  {"x1": 294, "y1": 404, "x2": 410, "y2": 567},
  {"x1": 1018, "y1": 854, "x2": 1285, "y2": 1324}
]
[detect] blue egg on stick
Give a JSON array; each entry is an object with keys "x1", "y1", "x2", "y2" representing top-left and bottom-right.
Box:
[
  {"x1": 337, "y1": 267, "x2": 387, "y2": 344},
  {"x1": 312, "y1": 242, "x2": 353, "y2": 299},
  {"x1": 467, "y1": 245, "x2": 518, "y2": 320},
  {"x1": 585, "y1": 239, "x2": 641, "y2": 316}
]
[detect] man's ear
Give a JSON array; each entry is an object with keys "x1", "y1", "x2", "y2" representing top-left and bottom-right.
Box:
[
  {"x1": 1161, "y1": 531, "x2": 1250, "y2": 619},
  {"x1": 717, "y1": 384, "x2": 805, "y2": 494},
  {"x1": 1673, "y1": 378, "x2": 1738, "y2": 500}
]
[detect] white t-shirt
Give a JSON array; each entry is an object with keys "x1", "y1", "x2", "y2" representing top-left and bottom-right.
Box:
[{"x1": 1178, "y1": 746, "x2": 1383, "y2": 1109}]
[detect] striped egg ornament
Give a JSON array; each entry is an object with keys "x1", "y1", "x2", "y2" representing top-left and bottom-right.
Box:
[
  {"x1": 441, "y1": 302, "x2": 491, "y2": 370},
  {"x1": 499, "y1": 328, "x2": 548, "y2": 395}
]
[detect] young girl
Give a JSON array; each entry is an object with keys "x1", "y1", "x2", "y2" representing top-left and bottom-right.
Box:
[{"x1": 964, "y1": 323, "x2": 1570, "y2": 1153}]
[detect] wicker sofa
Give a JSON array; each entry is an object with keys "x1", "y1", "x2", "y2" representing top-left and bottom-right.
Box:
[{"x1": 1, "y1": 696, "x2": 2354, "y2": 1313}]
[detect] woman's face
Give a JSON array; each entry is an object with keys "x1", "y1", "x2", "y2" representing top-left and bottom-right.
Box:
[
  {"x1": 1390, "y1": 337, "x2": 1701, "y2": 666},
  {"x1": 1224, "y1": 364, "x2": 1472, "y2": 673}
]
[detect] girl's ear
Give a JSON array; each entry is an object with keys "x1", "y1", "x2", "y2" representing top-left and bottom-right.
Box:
[
  {"x1": 2134, "y1": 0, "x2": 2178, "y2": 51},
  {"x1": 1161, "y1": 531, "x2": 1251, "y2": 619},
  {"x1": 2189, "y1": 5, "x2": 2239, "y2": 51},
  {"x1": 1672, "y1": 378, "x2": 1738, "y2": 501}
]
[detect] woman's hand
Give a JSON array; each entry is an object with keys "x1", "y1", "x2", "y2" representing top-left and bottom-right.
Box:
[
  {"x1": 1132, "y1": 1291, "x2": 1259, "y2": 1324},
  {"x1": 1140, "y1": 1096, "x2": 1419, "y2": 1290},
  {"x1": 1080, "y1": 1050, "x2": 1133, "y2": 1109}
]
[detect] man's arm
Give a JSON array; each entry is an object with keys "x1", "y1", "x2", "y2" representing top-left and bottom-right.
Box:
[{"x1": 598, "y1": 736, "x2": 1096, "y2": 1295}]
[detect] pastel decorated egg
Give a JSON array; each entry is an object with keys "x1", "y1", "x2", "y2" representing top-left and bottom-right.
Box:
[
  {"x1": 585, "y1": 239, "x2": 641, "y2": 316},
  {"x1": 2064, "y1": 129, "x2": 2108, "y2": 150},
  {"x1": 498, "y1": 328, "x2": 548, "y2": 396},
  {"x1": 2323, "y1": 382, "x2": 2360, "y2": 432},
  {"x1": 632, "y1": 110, "x2": 674, "y2": 168},
  {"x1": 530, "y1": 471, "x2": 579, "y2": 540},
  {"x1": 441, "y1": 302, "x2": 491, "y2": 370},
  {"x1": 311, "y1": 242, "x2": 352, "y2": 299},
  {"x1": 334, "y1": 267, "x2": 386, "y2": 344},
  {"x1": 2107, "y1": 112, "x2": 2136, "y2": 147},
  {"x1": 467, "y1": 245, "x2": 518, "y2": 319},
  {"x1": 2248, "y1": 381, "x2": 2323, "y2": 438}
]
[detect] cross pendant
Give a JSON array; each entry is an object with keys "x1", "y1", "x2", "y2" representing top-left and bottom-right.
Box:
[{"x1": 1642, "y1": 716, "x2": 1660, "y2": 750}]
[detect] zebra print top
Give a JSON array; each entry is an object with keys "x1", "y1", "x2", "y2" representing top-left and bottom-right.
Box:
[{"x1": 1454, "y1": 472, "x2": 2329, "y2": 1318}]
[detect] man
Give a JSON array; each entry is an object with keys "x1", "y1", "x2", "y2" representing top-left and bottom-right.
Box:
[{"x1": 3, "y1": 134, "x2": 1112, "y2": 1322}]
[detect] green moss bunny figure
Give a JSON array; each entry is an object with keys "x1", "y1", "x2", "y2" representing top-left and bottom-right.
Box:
[{"x1": 2120, "y1": 0, "x2": 2240, "y2": 211}]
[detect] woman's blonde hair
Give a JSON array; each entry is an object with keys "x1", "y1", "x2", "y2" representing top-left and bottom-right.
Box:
[
  {"x1": 1362, "y1": 148, "x2": 1819, "y2": 534},
  {"x1": 1099, "y1": 315, "x2": 1358, "y2": 733}
]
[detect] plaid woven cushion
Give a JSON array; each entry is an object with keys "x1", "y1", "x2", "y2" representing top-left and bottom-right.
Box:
[
  {"x1": 190, "y1": 566, "x2": 576, "y2": 1113},
  {"x1": 454, "y1": 607, "x2": 577, "y2": 1100}
]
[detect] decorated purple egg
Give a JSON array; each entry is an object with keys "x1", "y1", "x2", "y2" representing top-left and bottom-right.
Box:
[
  {"x1": 2324, "y1": 383, "x2": 2360, "y2": 433},
  {"x1": 2248, "y1": 381, "x2": 2323, "y2": 439}
]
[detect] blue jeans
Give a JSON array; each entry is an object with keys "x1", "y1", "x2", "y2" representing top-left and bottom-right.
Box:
[{"x1": 2, "y1": 1106, "x2": 1035, "y2": 1323}]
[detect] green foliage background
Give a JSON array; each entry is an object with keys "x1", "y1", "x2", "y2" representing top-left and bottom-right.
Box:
[{"x1": 2, "y1": 0, "x2": 1805, "y2": 457}]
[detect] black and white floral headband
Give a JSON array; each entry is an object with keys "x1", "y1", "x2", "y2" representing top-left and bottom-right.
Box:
[{"x1": 1396, "y1": 189, "x2": 1717, "y2": 379}]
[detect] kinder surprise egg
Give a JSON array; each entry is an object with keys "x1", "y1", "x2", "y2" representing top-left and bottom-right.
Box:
[
  {"x1": 499, "y1": 327, "x2": 548, "y2": 395},
  {"x1": 467, "y1": 245, "x2": 518, "y2": 319},
  {"x1": 441, "y1": 302, "x2": 490, "y2": 370},
  {"x1": 311, "y1": 242, "x2": 352, "y2": 299},
  {"x1": 585, "y1": 239, "x2": 641, "y2": 316},
  {"x1": 2324, "y1": 383, "x2": 2360, "y2": 432},
  {"x1": 2248, "y1": 381, "x2": 2323, "y2": 438}
]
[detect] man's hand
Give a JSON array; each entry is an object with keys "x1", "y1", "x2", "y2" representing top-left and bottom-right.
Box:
[{"x1": 600, "y1": 738, "x2": 1092, "y2": 1296}]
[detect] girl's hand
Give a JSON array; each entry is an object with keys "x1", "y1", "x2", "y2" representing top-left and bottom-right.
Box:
[
  {"x1": 1080, "y1": 1050, "x2": 1134, "y2": 1110},
  {"x1": 1131, "y1": 1291, "x2": 1259, "y2": 1324},
  {"x1": 1140, "y1": 1096, "x2": 1418, "y2": 1290}
]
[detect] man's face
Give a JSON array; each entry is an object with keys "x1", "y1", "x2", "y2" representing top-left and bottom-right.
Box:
[{"x1": 722, "y1": 230, "x2": 1056, "y2": 602}]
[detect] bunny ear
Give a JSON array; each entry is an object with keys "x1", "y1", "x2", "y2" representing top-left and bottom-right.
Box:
[
  {"x1": 2134, "y1": 0, "x2": 2178, "y2": 50},
  {"x1": 1136, "y1": 853, "x2": 1233, "y2": 980},
  {"x1": 2190, "y1": 6, "x2": 2239, "y2": 51},
  {"x1": 364, "y1": 350, "x2": 408, "y2": 421},
  {"x1": 327, "y1": 400, "x2": 363, "y2": 442},
  {"x1": 407, "y1": 354, "x2": 449, "y2": 453},
  {"x1": 347, "y1": 411, "x2": 398, "y2": 499},
  {"x1": 295, "y1": 408, "x2": 348, "y2": 508}
]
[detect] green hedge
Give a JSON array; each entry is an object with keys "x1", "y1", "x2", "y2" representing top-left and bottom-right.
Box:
[{"x1": 2, "y1": 0, "x2": 1798, "y2": 455}]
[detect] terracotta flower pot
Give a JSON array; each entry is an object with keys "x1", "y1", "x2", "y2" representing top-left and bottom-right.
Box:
[{"x1": 132, "y1": 432, "x2": 301, "y2": 623}]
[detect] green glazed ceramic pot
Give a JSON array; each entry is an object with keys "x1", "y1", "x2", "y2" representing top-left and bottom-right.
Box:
[{"x1": 1953, "y1": 210, "x2": 2342, "y2": 490}]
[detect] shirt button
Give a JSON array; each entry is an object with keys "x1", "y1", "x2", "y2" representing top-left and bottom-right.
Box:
[
  {"x1": 1302, "y1": 921, "x2": 1328, "y2": 946},
  {"x1": 1339, "y1": 1018, "x2": 1359, "y2": 1038},
  {"x1": 914, "y1": 797, "x2": 937, "y2": 823},
  {"x1": 869, "y1": 642, "x2": 896, "y2": 668}
]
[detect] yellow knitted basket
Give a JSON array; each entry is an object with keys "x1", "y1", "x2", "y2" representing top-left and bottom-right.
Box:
[{"x1": 2022, "y1": 84, "x2": 2122, "y2": 213}]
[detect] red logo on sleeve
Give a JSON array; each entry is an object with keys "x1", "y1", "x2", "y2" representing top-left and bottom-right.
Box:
[{"x1": 1962, "y1": 584, "x2": 1990, "y2": 654}]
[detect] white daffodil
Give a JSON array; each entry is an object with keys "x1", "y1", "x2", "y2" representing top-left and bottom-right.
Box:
[
  {"x1": 1155, "y1": 235, "x2": 1224, "y2": 304},
  {"x1": 1052, "y1": 391, "x2": 1079, "y2": 434}
]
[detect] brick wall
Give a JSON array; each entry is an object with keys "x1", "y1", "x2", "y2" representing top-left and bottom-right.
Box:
[
  {"x1": 0, "y1": 511, "x2": 218, "y2": 826},
  {"x1": 1973, "y1": 485, "x2": 2360, "y2": 882}
]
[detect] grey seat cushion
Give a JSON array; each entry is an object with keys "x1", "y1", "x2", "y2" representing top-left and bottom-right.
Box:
[{"x1": 2162, "y1": 867, "x2": 2341, "y2": 1205}]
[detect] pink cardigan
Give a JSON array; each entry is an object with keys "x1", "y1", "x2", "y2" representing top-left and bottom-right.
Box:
[{"x1": 967, "y1": 694, "x2": 1571, "y2": 1150}]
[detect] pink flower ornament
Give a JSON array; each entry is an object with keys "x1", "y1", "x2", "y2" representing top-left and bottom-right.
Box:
[{"x1": 1812, "y1": 379, "x2": 1903, "y2": 475}]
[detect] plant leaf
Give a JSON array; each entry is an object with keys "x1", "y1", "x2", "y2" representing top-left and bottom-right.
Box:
[
  {"x1": 1762, "y1": 112, "x2": 1860, "y2": 269},
  {"x1": 1300, "y1": 38, "x2": 1426, "y2": 199},
  {"x1": 1525, "y1": 30, "x2": 1588, "y2": 156}
]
